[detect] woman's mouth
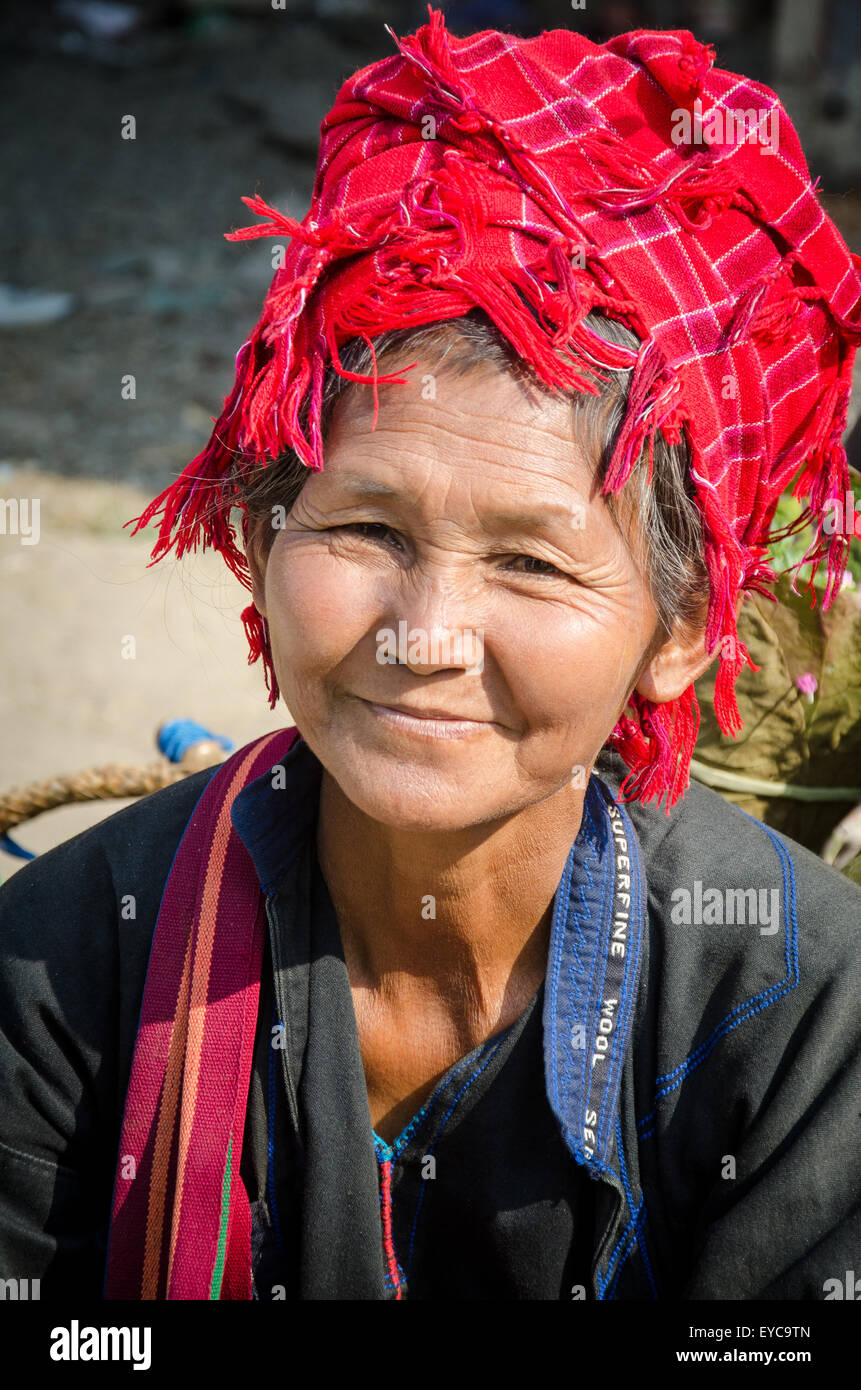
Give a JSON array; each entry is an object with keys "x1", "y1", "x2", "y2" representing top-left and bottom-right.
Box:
[{"x1": 357, "y1": 698, "x2": 497, "y2": 739}]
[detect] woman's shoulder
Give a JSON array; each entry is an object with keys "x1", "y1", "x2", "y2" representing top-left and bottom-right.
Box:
[
  {"x1": 0, "y1": 765, "x2": 219, "y2": 1118},
  {"x1": 597, "y1": 753, "x2": 860, "y2": 1173},
  {"x1": 595, "y1": 748, "x2": 860, "y2": 944}
]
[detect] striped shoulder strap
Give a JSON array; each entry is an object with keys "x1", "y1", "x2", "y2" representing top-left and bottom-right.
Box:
[{"x1": 105, "y1": 725, "x2": 301, "y2": 1300}]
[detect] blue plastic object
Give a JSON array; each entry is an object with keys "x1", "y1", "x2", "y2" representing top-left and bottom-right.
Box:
[
  {"x1": 1, "y1": 833, "x2": 36, "y2": 861},
  {"x1": 157, "y1": 719, "x2": 234, "y2": 764}
]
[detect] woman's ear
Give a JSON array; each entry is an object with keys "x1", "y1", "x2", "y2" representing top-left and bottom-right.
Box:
[
  {"x1": 635, "y1": 590, "x2": 745, "y2": 705},
  {"x1": 635, "y1": 623, "x2": 715, "y2": 704}
]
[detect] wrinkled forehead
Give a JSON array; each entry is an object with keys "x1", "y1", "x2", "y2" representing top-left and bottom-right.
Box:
[
  {"x1": 330, "y1": 328, "x2": 612, "y2": 452},
  {"x1": 316, "y1": 358, "x2": 623, "y2": 537}
]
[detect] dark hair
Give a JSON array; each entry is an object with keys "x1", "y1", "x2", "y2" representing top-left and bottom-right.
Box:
[{"x1": 238, "y1": 308, "x2": 708, "y2": 639}]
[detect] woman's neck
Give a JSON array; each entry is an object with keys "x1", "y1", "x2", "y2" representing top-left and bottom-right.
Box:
[{"x1": 315, "y1": 769, "x2": 586, "y2": 1019}]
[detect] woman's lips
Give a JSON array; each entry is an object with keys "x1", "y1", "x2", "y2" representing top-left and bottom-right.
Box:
[{"x1": 357, "y1": 698, "x2": 497, "y2": 739}]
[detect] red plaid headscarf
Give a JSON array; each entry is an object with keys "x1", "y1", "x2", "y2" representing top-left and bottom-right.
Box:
[{"x1": 130, "y1": 7, "x2": 861, "y2": 808}]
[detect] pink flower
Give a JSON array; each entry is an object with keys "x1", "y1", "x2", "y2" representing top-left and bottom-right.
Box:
[{"x1": 795, "y1": 673, "x2": 818, "y2": 700}]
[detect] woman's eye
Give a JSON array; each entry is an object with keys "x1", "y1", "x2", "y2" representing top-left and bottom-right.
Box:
[
  {"x1": 335, "y1": 522, "x2": 402, "y2": 547},
  {"x1": 501, "y1": 554, "x2": 566, "y2": 577}
]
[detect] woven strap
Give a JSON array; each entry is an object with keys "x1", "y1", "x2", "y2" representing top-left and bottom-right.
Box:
[{"x1": 105, "y1": 725, "x2": 301, "y2": 1300}]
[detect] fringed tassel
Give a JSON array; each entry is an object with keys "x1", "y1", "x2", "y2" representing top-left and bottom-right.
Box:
[
  {"x1": 241, "y1": 604, "x2": 280, "y2": 710},
  {"x1": 605, "y1": 421, "x2": 759, "y2": 808},
  {"x1": 677, "y1": 36, "x2": 716, "y2": 93},
  {"x1": 712, "y1": 628, "x2": 757, "y2": 738},
  {"x1": 789, "y1": 359, "x2": 854, "y2": 609},
  {"x1": 610, "y1": 684, "x2": 701, "y2": 813},
  {"x1": 577, "y1": 140, "x2": 752, "y2": 224},
  {"x1": 602, "y1": 339, "x2": 671, "y2": 493},
  {"x1": 385, "y1": 3, "x2": 469, "y2": 110}
]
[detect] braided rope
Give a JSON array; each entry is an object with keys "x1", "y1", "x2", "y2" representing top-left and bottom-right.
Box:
[{"x1": 0, "y1": 740, "x2": 228, "y2": 836}]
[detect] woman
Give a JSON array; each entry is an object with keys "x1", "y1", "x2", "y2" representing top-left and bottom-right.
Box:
[{"x1": 1, "y1": 10, "x2": 860, "y2": 1301}]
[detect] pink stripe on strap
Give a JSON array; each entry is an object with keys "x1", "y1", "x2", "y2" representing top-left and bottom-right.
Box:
[{"x1": 105, "y1": 725, "x2": 301, "y2": 1300}]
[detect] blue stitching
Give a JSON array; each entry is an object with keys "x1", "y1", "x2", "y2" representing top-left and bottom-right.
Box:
[
  {"x1": 547, "y1": 782, "x2": 607, "y2": 1158},
  {"x1": 646, "y1": 828, "x2": 798, "y2": 1092},
  {"x1": 601, "y1": 1124, "x2": 643, "y2": 1282},
  {"x1": 601, "y1": 1207, "x2": 651, "y2": 1299},
  {"x1": 595, "y1": 793, "x2": 644, "y2": 1153},
  {"x1": 546, "y1": 845, "x2": 576, "y2": 1115},
  {"x1": 615, "y1": 1117, "x2": 637, "y2": 1219},
  {"x1": 603, "y1": 1207, "x2": 641, "y2": 1277},
  {"x1": 580, "y1": 788, "x2": 614, "y2": 1124},
  {"x1": 373, "y1": 1107, "x2": 428, "y2": 1164},
  {"x1": 372, "y1": 1029, "x2": 508, "y2": 1164},
  {"x1": 561, "y1": 865, "x2": 595, "y2": 1135},
  {"x1": 636, "y1": 814, "x2": 799, "y2": 1136},
  {"x1": 637, "y1": 1203, "x2": 659, "y2": 1299},
  {"x1": 405, "y1": 1035, "x2": 509, "y2": 1277},
  {"x1": 429, "y1": 1036, "x2": 509, "y2": 1143},
  {"x1": 607, "y1": 1203, "x2": 657, "y2": 1300},
  {"x1": 613, "y1": 1117, "x2": 658, "y2": 1299},
  {"x1": 598, "y1": 1214, "x2": 640, "y2": 1299},
  {"x1": 606, "y1": 1228, "x2": 639, "y2": 1299}
]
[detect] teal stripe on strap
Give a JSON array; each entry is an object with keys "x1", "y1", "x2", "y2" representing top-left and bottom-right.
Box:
[{"x1": 210, "y1": 1136, "x2": 233, "y2": 1301}]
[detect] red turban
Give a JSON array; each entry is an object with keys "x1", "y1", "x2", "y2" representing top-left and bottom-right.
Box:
[{"x1": 130, "y1": 6, "x2": 861, "y2": 808}]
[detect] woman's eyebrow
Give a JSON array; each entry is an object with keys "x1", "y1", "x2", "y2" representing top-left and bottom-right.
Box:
[
  {"x1": 328, "y1": 476, "x2": 586, "y2": 530},
  {"x1": 479, "y1": 503, "x2": 589, "y2": 532},
  {"x1": 331, "y1": 476, "x2": 402, "y2": 499}
]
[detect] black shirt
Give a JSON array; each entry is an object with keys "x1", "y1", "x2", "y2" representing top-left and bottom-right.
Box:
[
  {"x1": 2, "y1": 743, "x2": 861, "y2": 1300},
  {"x1": 242, "y1": 836, "x2": 597, "y2": 1300}
]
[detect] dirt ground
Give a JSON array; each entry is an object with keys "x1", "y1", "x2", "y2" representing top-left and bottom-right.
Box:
[
  {"x1": 1, "y1": 1, "x2": 860, "y2": 881},
  {"x1": 0, "y1": 466, "x2": 290, "y2": 879},
  {"x1": 0, "y1": 3, "x2": 391, "y2": 879}
]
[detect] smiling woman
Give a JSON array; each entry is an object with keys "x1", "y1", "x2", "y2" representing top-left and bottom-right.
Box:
[
  {"x1": 238, "y1": 319, "x2": 715, "y2": 1156},
  {"x1": 1, "y1": 8, "x2": 861, "y2": 1306},
  {"x1": 240, "y1": 313, "x2": 710, "y2": 842}
]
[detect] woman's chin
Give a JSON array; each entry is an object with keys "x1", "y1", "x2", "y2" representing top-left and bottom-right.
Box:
[{"x1": 325, "y1": 750, "x2": 507, "y2": 833}]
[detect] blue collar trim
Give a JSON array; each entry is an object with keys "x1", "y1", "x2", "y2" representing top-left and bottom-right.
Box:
[
  {"x1": 230, "y1": 733, "x2": 322, "y2": 896},
  {"x1": 542, "y1": 776, "x2": 646, "y2": 1176}
]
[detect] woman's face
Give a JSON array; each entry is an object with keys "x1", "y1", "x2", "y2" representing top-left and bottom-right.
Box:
[{"x1": 248, "y1": 357, "x2": 704, "y2": 832}]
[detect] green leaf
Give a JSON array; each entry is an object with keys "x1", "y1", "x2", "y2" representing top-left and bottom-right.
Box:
[{"x1": 694, "y1": 574, "x2": 861, "y2": 864}]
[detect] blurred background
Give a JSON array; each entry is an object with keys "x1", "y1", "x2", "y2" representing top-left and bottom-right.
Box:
[{"x1": 1, "y1": 0, "x2": 859, "y2": 879}]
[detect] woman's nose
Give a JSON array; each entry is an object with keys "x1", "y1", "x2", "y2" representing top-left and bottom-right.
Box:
[{"x1": 374, "y1": 579, "x2": 485, "y2": 676}]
